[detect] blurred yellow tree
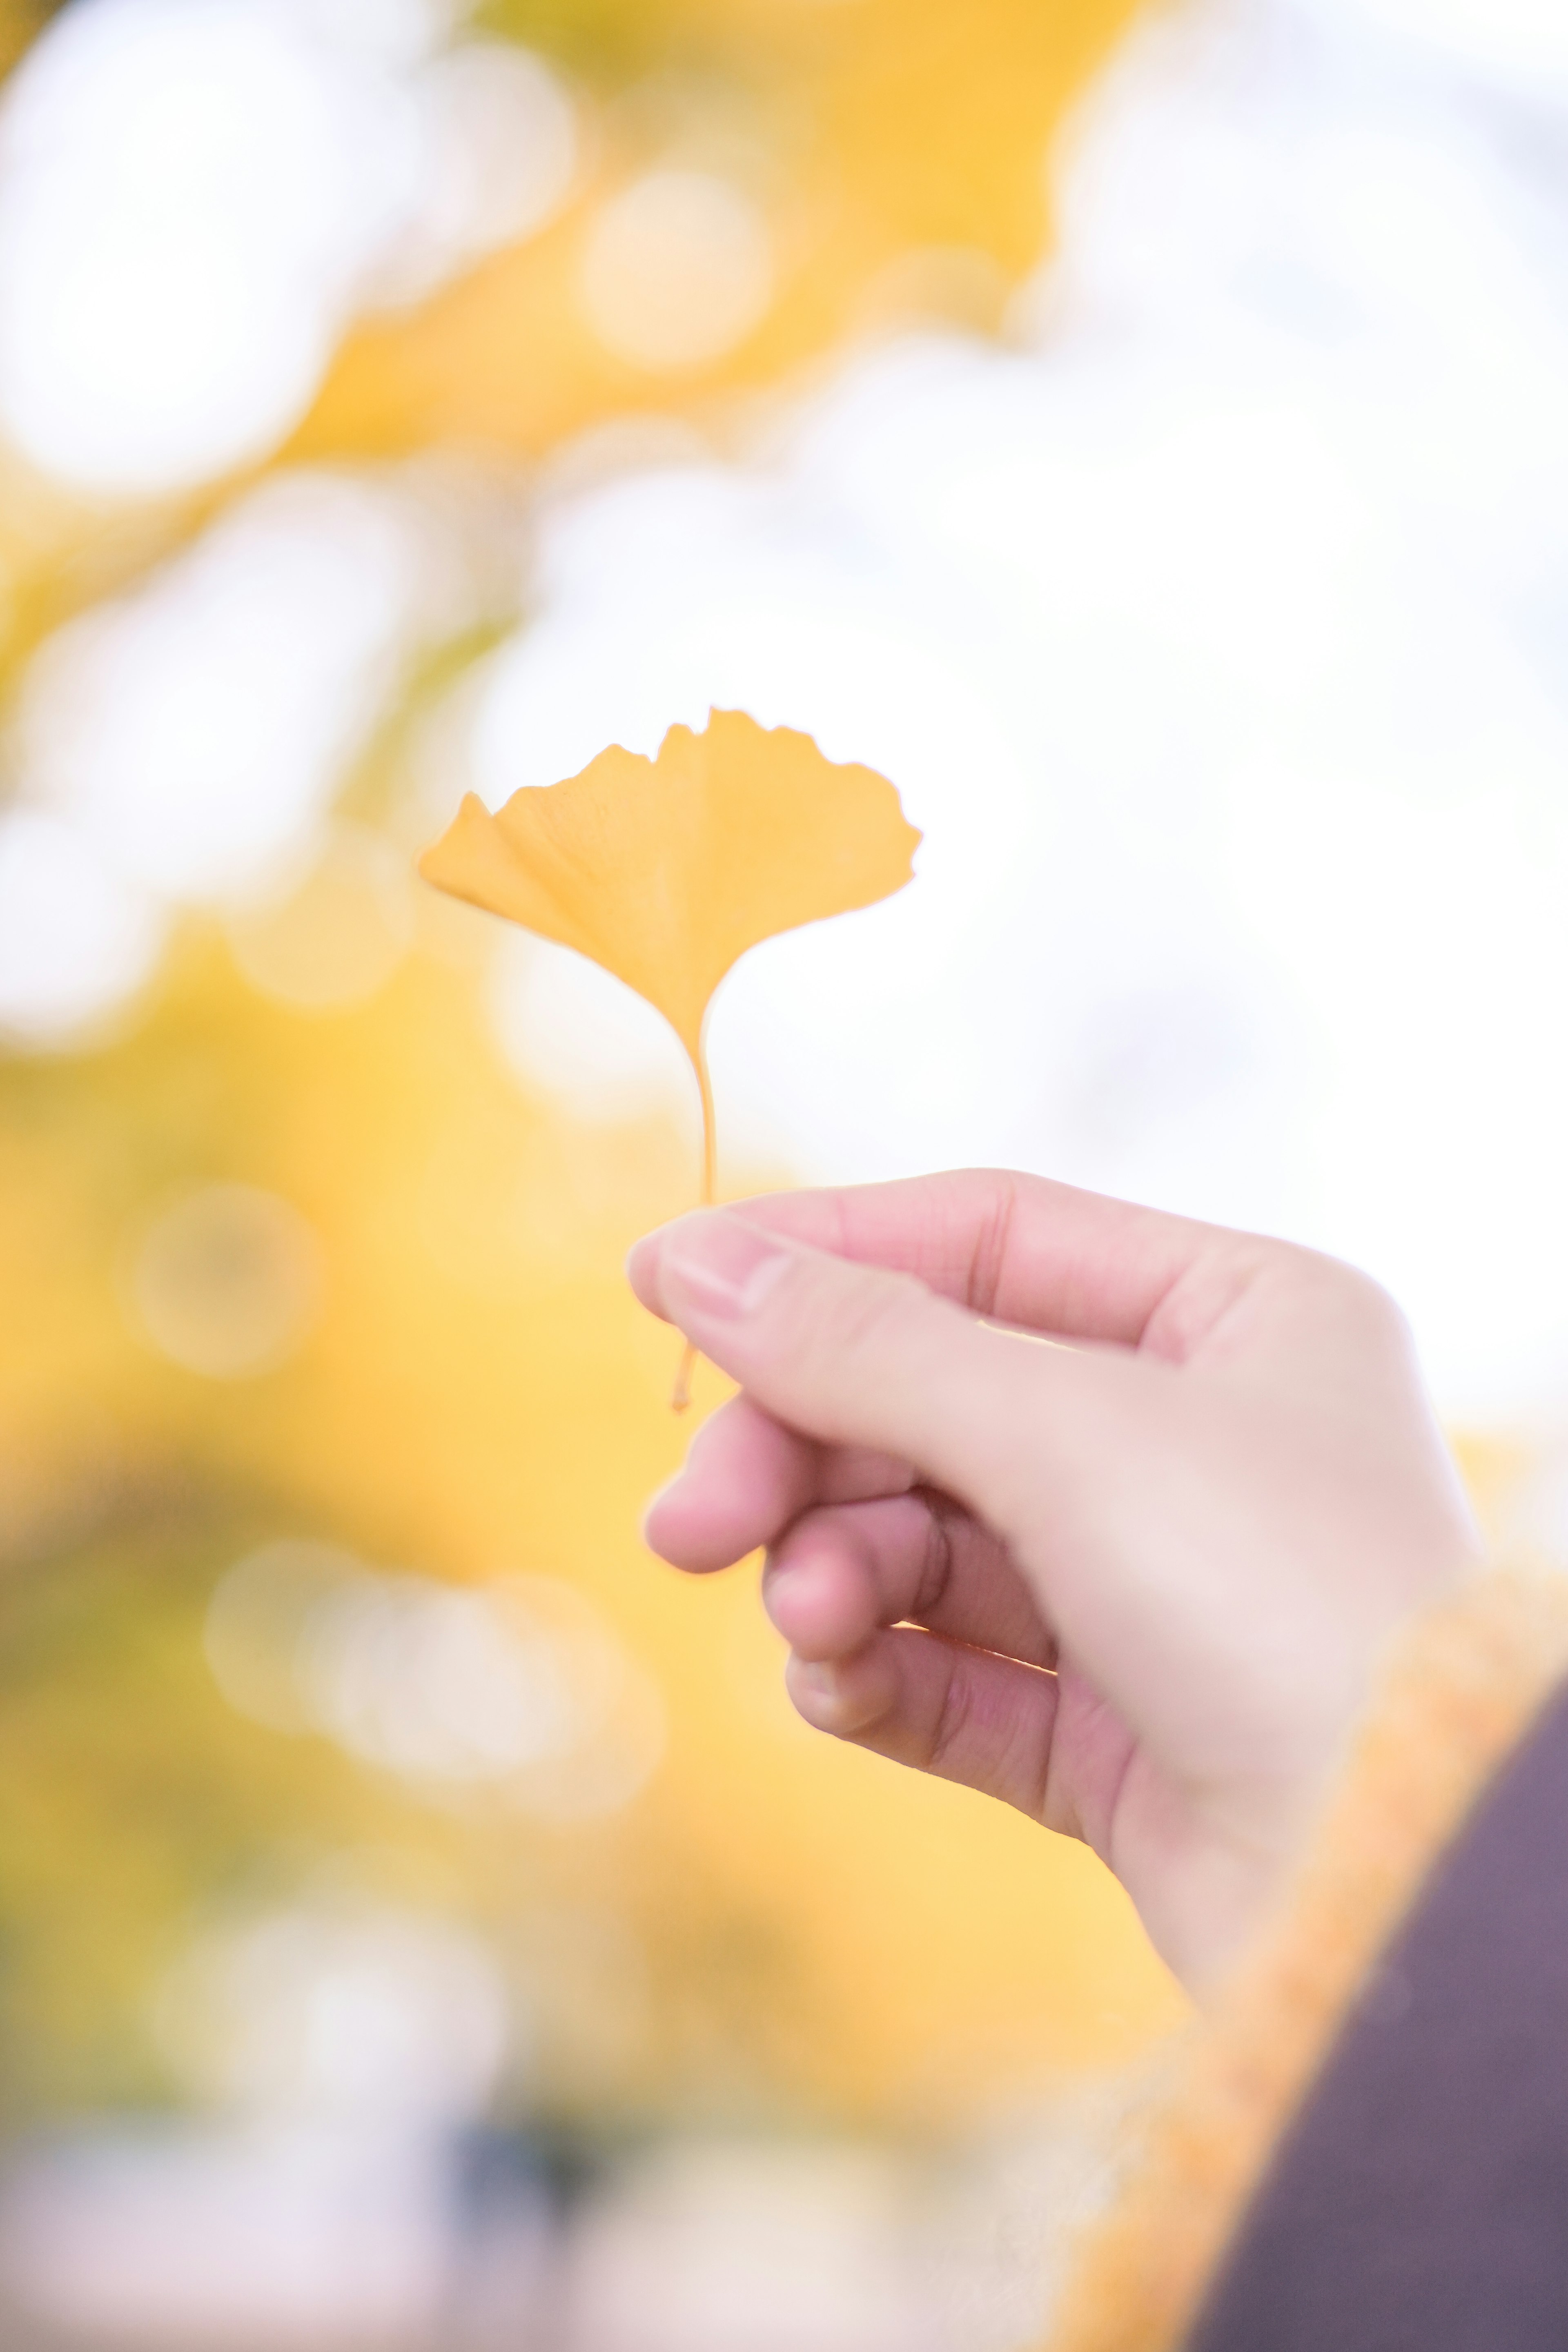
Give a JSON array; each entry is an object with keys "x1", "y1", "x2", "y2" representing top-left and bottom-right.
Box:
[{"x1": 0, "y1": 0, "x2": 1187, "y2": 2144}]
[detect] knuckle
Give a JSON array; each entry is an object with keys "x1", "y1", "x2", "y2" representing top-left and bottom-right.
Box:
[{"x1": 913, "y1": 1492, "x2": 959, "y2": 1621}]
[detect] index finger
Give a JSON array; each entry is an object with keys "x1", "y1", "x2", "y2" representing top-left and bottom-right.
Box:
[{"x1": 631, "y1": 1169, "x2": 1243, "y2": 1348}]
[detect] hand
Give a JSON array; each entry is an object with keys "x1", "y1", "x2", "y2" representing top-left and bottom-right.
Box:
[{"x1": 627, "y1": 1173, "x2": 1482, "y2": 1989}]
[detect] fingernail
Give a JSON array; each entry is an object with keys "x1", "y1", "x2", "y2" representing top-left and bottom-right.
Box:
[
  {"x1": 791, "y1": 1658, "x2": 837, "y2": 1701},
  {"x1": 660, "y1": 1212, "x2": 793, "y2": 1319},
  {"x1": 639, "y1": 1473, "x2": 684, "y2": 1550},
  {"x1": 787, "y1": 1655, "x2": 844, "y2": 1730}
]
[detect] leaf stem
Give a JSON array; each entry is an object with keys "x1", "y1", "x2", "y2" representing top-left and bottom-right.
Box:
[{"x1": 671, "y1": 1033, "x2": 717, "y2": 1413}]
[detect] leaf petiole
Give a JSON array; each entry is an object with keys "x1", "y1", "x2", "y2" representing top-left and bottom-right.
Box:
[{"x1": 671, "y1": 1036, "x2": 718, "y2": 1412}]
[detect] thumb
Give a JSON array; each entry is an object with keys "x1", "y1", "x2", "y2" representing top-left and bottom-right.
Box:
[{"x1": 629, "y1": 1207, "x2": 1124, "y2": 1524}]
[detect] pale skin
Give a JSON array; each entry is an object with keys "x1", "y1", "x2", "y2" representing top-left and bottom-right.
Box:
[{"x1": 626, "y1": 1173, "x2": 1483, "y2": 1991}]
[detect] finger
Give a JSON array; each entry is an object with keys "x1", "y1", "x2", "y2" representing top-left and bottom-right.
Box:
[
  {"x1": 628, "y1": 1206, "x2": 1140, "y2": 1534},
  {"x1": 630, "y1": 1169, "x2": 1255, "y2": 1350},
  {"x1": 763, "y1": 1492, "x2": 1055, "y2": 1668},
  {"x1": 644, "y1": 1394, "x2": 914, "y2": 1574},
  {"x1": 644, "y1": 1395, "x2": 814, "y2": 1572},
  {"x1": 786, "y1": 1628, "x2": 1060, "y2": 1824}
]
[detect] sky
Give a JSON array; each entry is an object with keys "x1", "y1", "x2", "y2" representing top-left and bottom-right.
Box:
[
  {"x1": 472, "y1": 0, "x2": 1568, "y2": 1422},
  {"x1": 4, "y1": 0, "x2": 1568, "y2": 1424}
]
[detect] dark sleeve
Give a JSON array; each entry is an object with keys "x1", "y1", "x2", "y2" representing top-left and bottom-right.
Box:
[{"x1": 1189, "y1": 1681, "x2": 1568, "y2": 2352}]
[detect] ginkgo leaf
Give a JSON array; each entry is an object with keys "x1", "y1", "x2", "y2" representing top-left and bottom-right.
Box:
[
  {"x1": 419, "y1": 706, "x2": 921, "y2": 1403},
  {"x1": 420, "y1": 708, "x2": 920, "y2": 1065}
]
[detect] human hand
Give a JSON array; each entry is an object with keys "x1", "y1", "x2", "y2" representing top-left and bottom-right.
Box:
[{"x1": 627, "y1": 1173, "x2": 1481, "y2": 1988}]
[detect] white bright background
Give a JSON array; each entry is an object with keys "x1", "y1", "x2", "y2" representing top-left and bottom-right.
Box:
[
  {"x1": 472, "y1": 0, "x2": 1568, "y2": 1425},
  {"x1": 4, "y1": 0, "x2": 1568, "y2": 1435}
]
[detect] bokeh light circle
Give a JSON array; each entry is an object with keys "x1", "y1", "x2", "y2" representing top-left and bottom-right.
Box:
[
  {"x1": 155, "y1": 1900, "x2": 512, "y2": 2126},
  {"x1": 0, "y1": 808, "x2": 163, "y2": 1047},
  {"x1": 376, "y1": 40, "x2": 578, "y2": 304},
  {"x1": 579, "y1": 169, "x2": 773, "y2": 372},
  {"x1": 0, "y1": 0, "x2": 421, "y2": 493},
  {"x1": 225, "y1": 822, "x2": 415, "y2": 1013},
  {"x1": 129, "y1": 1183, "x2": 324, "y2": 1378},
  {"x1": 20, "y1": 472, "x2": 423, "y2": 902}
]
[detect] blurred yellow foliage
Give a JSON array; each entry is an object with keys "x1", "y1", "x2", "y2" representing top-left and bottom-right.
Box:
[
  {"x1": 0, "y1": 0, "x2": 1189, "y2": 2144},
  {"x1": 0, "y1": 912, "x2": 1184, "y2": 2128},
  {"x1": 301, "y1": 0, "x2": 1140, "y2": 460}
]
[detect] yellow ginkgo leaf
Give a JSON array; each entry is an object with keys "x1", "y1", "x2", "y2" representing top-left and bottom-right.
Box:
[{"x1": 419, "y1": 708, "x2": 921, "y2": 1404}]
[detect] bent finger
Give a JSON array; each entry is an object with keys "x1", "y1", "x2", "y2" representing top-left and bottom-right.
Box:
[
  {"x1": 786, "y1": 1627, "x2": 1061, "y2": 1824},
  {"x1": 645, "y1": 1392, "x2": 914, "y2": 1573},
  {"x1": 764, "y1": 1492, "x2": 1055, "y2": 1668}
]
